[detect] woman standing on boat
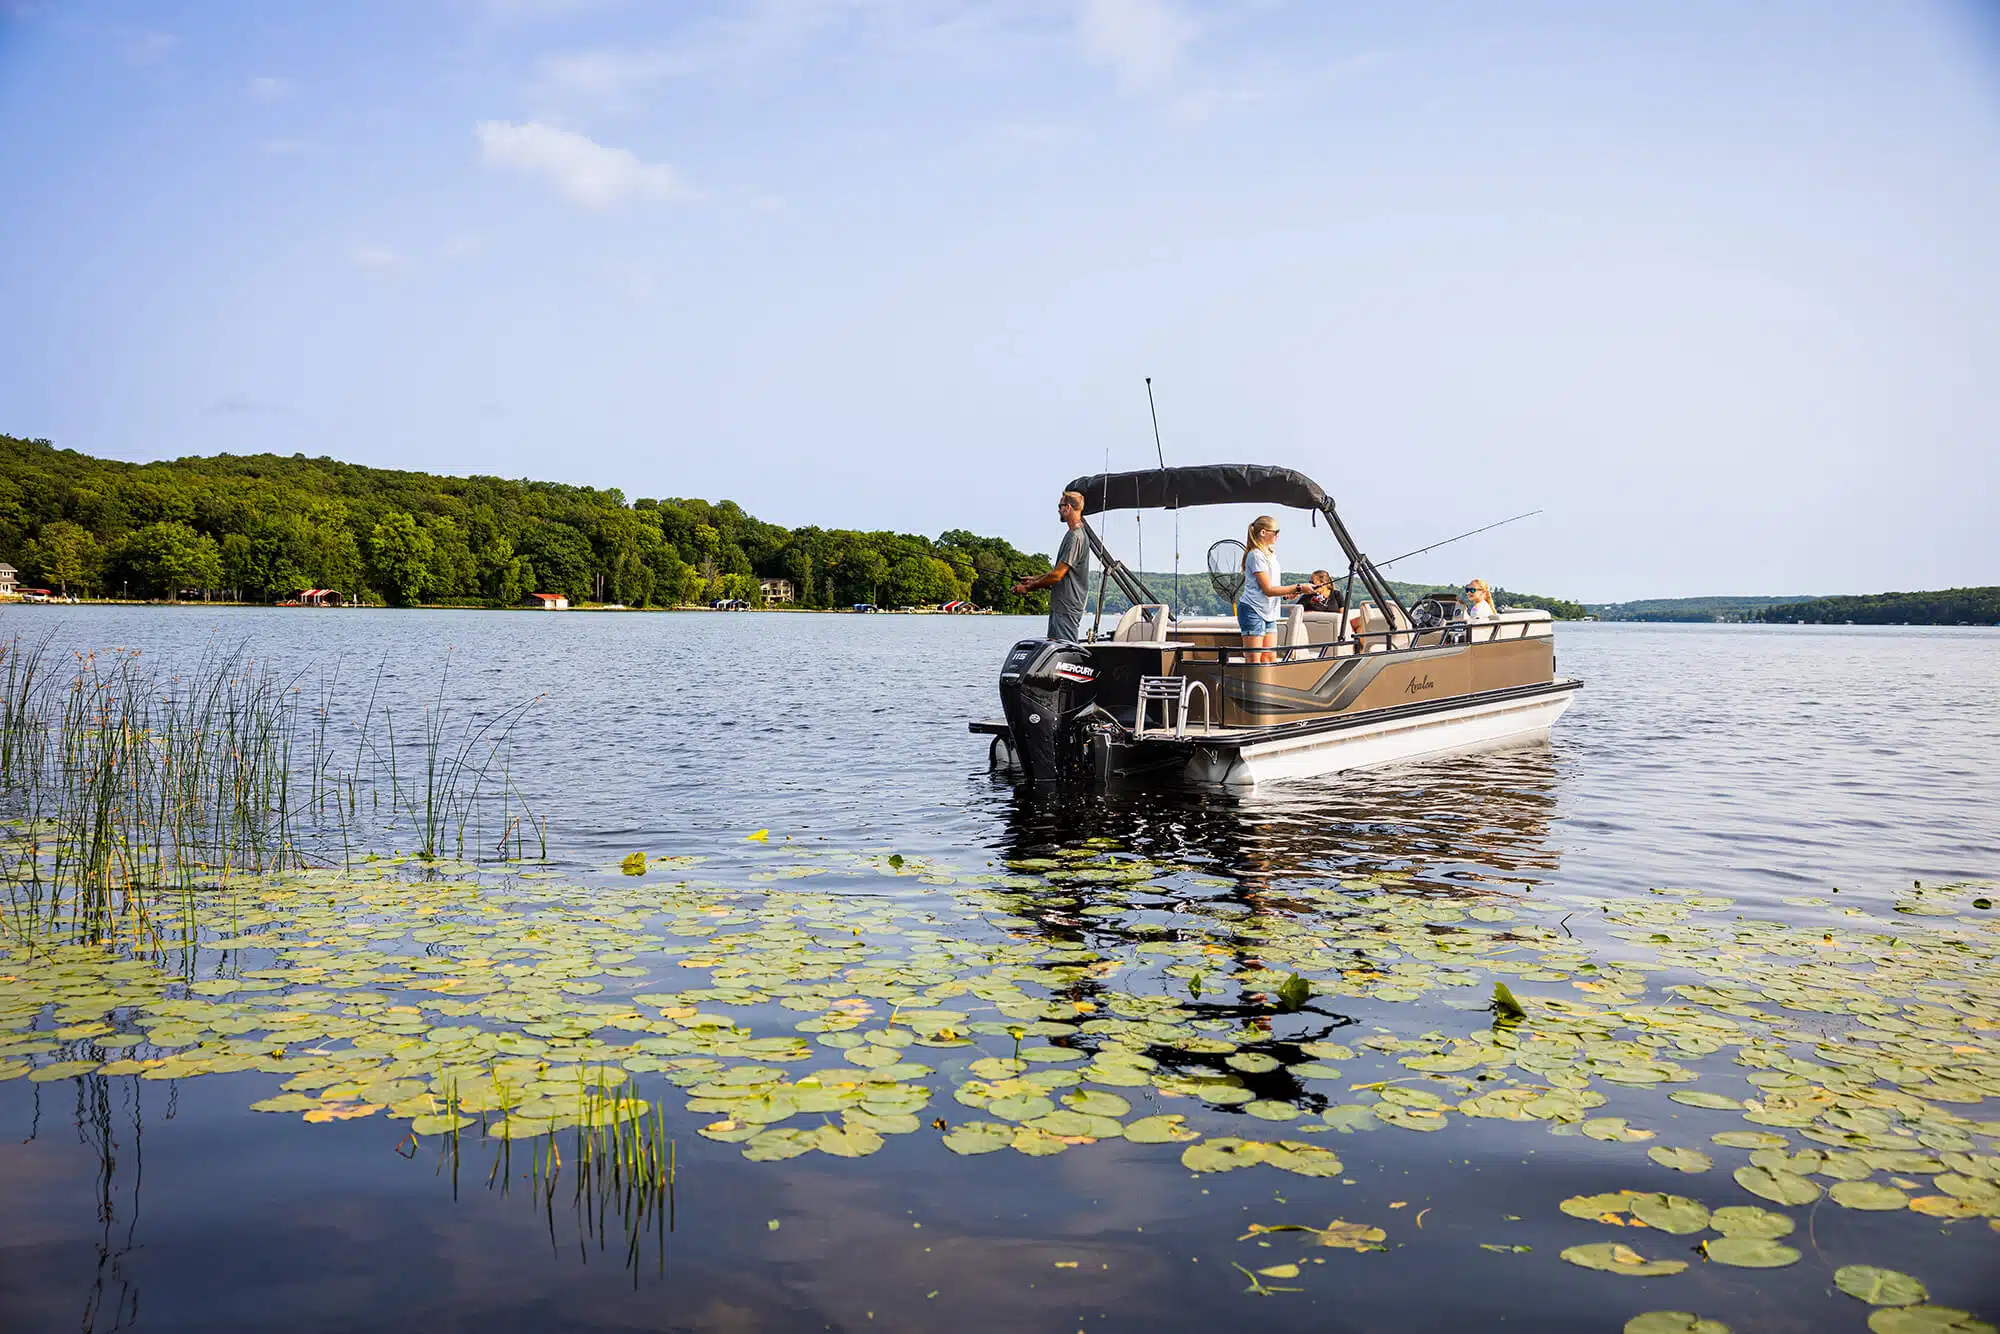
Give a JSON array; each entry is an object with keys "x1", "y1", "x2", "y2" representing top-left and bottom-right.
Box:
[{"x1": 1240, "y1": 515, "x2": 1305, "y2": 663}]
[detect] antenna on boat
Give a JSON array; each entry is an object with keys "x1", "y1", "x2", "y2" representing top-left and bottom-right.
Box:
[
  {"x1": 1146, "y1": 377, "x2": 1179, "y2": 617},
  {"x1": 1145, "y1": 378, "x2": 1167, "y2": 470},
  {"x1": 1375, "y1": 508, "x2": 1544, "y2": 571}
]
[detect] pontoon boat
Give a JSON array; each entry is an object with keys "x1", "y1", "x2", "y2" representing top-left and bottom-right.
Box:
[{"x1": 973, "y1": 465, "x2": 1581, "y2": 788}]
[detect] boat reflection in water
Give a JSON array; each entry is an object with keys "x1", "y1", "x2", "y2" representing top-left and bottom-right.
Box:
[
  {"x1": 978, "y1": 744, "x2": 1565, "y2": 1117},
  {"x1": 991, "y1": 740, "x2": 1563, "y2": 893}
]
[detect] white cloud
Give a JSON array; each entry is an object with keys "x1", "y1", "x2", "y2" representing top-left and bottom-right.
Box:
[
  {"x1": 441, "y1": 235, "x2": 484, "y2": 260},
  {"x1": 1078, "y1": 0, "x2": 1194, "y2": 92},
  {"x1": 247, "y1": 75, "x2": 291, "y2": 100},
  {"x1": 351, "y1": 244, "x2": 410, "y2": 275},
  {"x1": 475, "y1": 120, "x2": 693, "y2": 209}
]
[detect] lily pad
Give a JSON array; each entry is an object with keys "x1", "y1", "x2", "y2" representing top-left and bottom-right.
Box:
[
  {"x1": 1124, "y1": 1115, "x2": 1199, "y2": 1144},
  {"x1": 1560, "y1": 1243, "x2": 1688, "y2": 1277},
  {"x1": 1182, "y1": 1138, "x2": 1267, "y2": 1174},
  {"x1": 1625, "y1": 1315, "x2": 1731, "y2": 1334},
  {"x1": 1061, "y1": 1089, "x2": 1130, "y2": 1117},
  {"x1": 1561, "y1": 1191, "x2": 1642, "y2": 1220},
  {"x1": 1707, "y1": 1206, "x2": 1794, "y2": 1239},
  {"x1": 1835, "y1": 1266, "x2": 1930, "y2": 1307},
  {"x1": 1702, "y1": 1237, "x2": 1800, "y2": 1268},
  {"x1": 1670, "y1": 1091, "x2": 1743, "y2": 1110},
  {"x1": 1830, "y1": 1181, "x2": 1910, "y2": 1211},
  {"x1": 1866, "y1": 1309, "x2": 1999, "y2": 1334},
  {"x1": 940, "y1": 1120, "x2": 1015, "y2": 1154},
  {"x1": 1649, "y1": 1147, "x2": 1713, "y2": 1174},
  {"x1": 1320, "y1": 1105, "x2": 1379, "y2": 1133},
  {"x1": 1630, "y1": 1193, "x2": 1712, "y2": 1235},
  {"x1": 1733, "y1": 1165, "x2": 1821, "y2": 1205}
]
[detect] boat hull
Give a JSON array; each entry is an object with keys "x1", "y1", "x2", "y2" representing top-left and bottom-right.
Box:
[
  {"x1": 1175, "y1": 679, "x2": 1578, "y2": 788},
  {"x1": 980, "y1": 678, "x2": 1580, "y2": 789}
]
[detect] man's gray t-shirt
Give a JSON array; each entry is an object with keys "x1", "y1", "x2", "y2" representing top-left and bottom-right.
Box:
[{"x1": 1046, "y1": 527, "x2": 1091, "y2": 640}]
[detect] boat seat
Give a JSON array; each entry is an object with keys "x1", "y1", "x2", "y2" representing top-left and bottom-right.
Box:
[
  {"x1": 1355, "y1": 602, "x2": 1393, "y2": 651},
  {"x1": 1112, "y1": 604, "x2": 1173, "y2": 642},
  {"x1": 1276, "y1": 604, "x2": 1307, "y2": 650},
  {"x1": 1301, "y1": 611, "x2": 1349, "y2": 645}
]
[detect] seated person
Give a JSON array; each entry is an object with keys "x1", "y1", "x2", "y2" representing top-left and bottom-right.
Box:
[
  {"x1": 1297, "y1": 570, "x2": 1345, "y2": 615},
  {"x1": 1464, "y1": 578, "x2": 1496, "y2": 621}
]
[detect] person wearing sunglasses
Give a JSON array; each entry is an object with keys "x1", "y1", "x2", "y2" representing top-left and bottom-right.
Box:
[
  {"x1": 1465, "y1": 578, "x2": 1496, "y2": 621},
  {"x1": 1240, "y1": 515, "x2": 1305, "y2": 663}
]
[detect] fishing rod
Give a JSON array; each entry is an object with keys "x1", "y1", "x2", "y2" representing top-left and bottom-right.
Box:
[
  {"x1": 1375, "y1": 508, "x2": 1544, "y2": 571},
  {"x1": 1147, "y1": 377, "x2": 1179, "y2": 617}
]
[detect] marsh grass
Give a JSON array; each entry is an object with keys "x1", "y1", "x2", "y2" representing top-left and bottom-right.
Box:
[{"x1": 0, "y1": 635, "x2": 545, "y2": 945}]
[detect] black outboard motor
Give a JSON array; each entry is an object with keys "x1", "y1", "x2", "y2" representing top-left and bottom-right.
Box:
[{"x1": 997, "y1": 639, "x2": 1100, "y2": 782}]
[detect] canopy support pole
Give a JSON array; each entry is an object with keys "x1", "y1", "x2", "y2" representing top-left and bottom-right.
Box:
[
  {"x1": 1077, "y1": 518, "x2": 1159, "y2": 611},
  {"x1": 1319, "y1": 504, "x2": 1406, "y2": 628}
]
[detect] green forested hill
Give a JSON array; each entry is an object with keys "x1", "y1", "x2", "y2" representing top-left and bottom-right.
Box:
[
  {"x1": 1584, "y1": 595, "x2": 1817, "y2": 622},
  {"x1": 0, "y1": 435, "x2": 1052, "y2": 610},
  {"x1": 1756, "y1": 588, "x2": 2000, "y2": 625}
]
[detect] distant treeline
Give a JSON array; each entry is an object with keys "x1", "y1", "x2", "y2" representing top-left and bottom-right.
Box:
[
  {"x1": 1756, "y1": 587, "x2": 2000, "y2": 626},
  {"x1": 1585, "y1": 595, "x2": 1817, "y2": 623},
  {"x1": 1092, "y1": 572, "x2": 1586, "y2": 620},
  {"x1": 0, "y1": 435, "x2": 1054, "y2": 611}
]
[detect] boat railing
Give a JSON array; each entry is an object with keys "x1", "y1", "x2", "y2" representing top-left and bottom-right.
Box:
[{"x1": 1170, "y1": 615, "x2": 1551, "y2": 665}]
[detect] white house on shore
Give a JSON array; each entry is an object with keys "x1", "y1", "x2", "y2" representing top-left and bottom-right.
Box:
[
  {"x1": 0, "y1": 563, "x2": 16, "y2": 598},
  {"x1": 759, "y1": 577, "x2": 795, "y2": 605},
  {"x1": 525, "y1": 592, "x2": 569, "y2": 610}
]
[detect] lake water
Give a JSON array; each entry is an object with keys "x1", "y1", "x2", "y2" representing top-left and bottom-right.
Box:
[{"x1": 2, "y1": 610, "x2": 1997, "y2": 1333}]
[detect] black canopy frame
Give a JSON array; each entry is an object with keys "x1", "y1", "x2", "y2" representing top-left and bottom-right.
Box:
[{"x1": 1065, "y1": 464, "x2": 1407, "y2": 630}]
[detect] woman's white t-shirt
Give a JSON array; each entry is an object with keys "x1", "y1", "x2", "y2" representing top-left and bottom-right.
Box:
[{"x1": 1243, "y1": 549, "x2": 1280, "y2": 620}]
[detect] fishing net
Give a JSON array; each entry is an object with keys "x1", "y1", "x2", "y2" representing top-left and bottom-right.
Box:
[{"x1": 1206, "y1": 539, "x2": 1245, "y2": 604}]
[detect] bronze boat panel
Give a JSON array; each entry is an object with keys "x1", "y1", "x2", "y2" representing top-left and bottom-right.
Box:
[{"x1": 1178, "y1": 636, "x2": 1555, "y2": 729}]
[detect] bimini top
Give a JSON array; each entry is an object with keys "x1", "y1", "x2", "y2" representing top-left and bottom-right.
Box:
[{"x1": 1065, "y1": 464, "x2": 1330, "y2": 515}]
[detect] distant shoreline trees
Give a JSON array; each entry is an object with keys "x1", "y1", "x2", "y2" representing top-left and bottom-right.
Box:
[
  {"x1": 0, "y1": 435, "x2": 1055, "y2": 612},
  {"x1": 1756, "y1": 588, "x2": 2000, "y2": 626}
]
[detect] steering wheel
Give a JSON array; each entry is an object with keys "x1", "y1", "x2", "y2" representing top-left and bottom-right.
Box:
[{"x1": 1409, "y1": 598, "x2": 1446, "y2": 630}]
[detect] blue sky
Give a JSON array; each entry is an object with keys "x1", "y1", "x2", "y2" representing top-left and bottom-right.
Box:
[{"x1": 2, "y1": 1, "x2": 1996, "y2": 600}]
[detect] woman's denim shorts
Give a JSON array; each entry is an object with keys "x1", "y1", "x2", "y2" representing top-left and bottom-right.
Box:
[{"x1": 1237, "y1": 604, "x2": 1273, "y2": 636}]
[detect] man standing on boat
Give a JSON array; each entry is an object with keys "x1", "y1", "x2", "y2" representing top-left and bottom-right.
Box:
[{"x1": 1013, "y1": 490, "x2": 1092, "y2": 641}]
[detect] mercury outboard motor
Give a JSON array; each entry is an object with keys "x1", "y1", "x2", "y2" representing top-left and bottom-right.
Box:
[{"x1": 997, "y1": 639, "x2": 1100, "y2": 782}]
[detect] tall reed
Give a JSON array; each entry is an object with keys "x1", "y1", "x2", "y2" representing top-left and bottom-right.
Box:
[{"x1": 0, "y1": 635, "x2": 544, "y2": 944}]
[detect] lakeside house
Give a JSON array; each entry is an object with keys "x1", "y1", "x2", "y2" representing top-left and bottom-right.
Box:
[
  {"x1": 759, "y1": 578, "x2": 795, "y2": 605},
  {"x1": 524, "y1": 592, "x2": 569, "y2": 610},
  {"x1": 0, "y1": 563, "x2": 15, "y2": 597}
]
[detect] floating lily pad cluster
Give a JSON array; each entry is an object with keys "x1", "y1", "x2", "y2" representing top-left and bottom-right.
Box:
[{"x1": 1, "y1": 839, "x2": 1996, "y2": 1320}]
